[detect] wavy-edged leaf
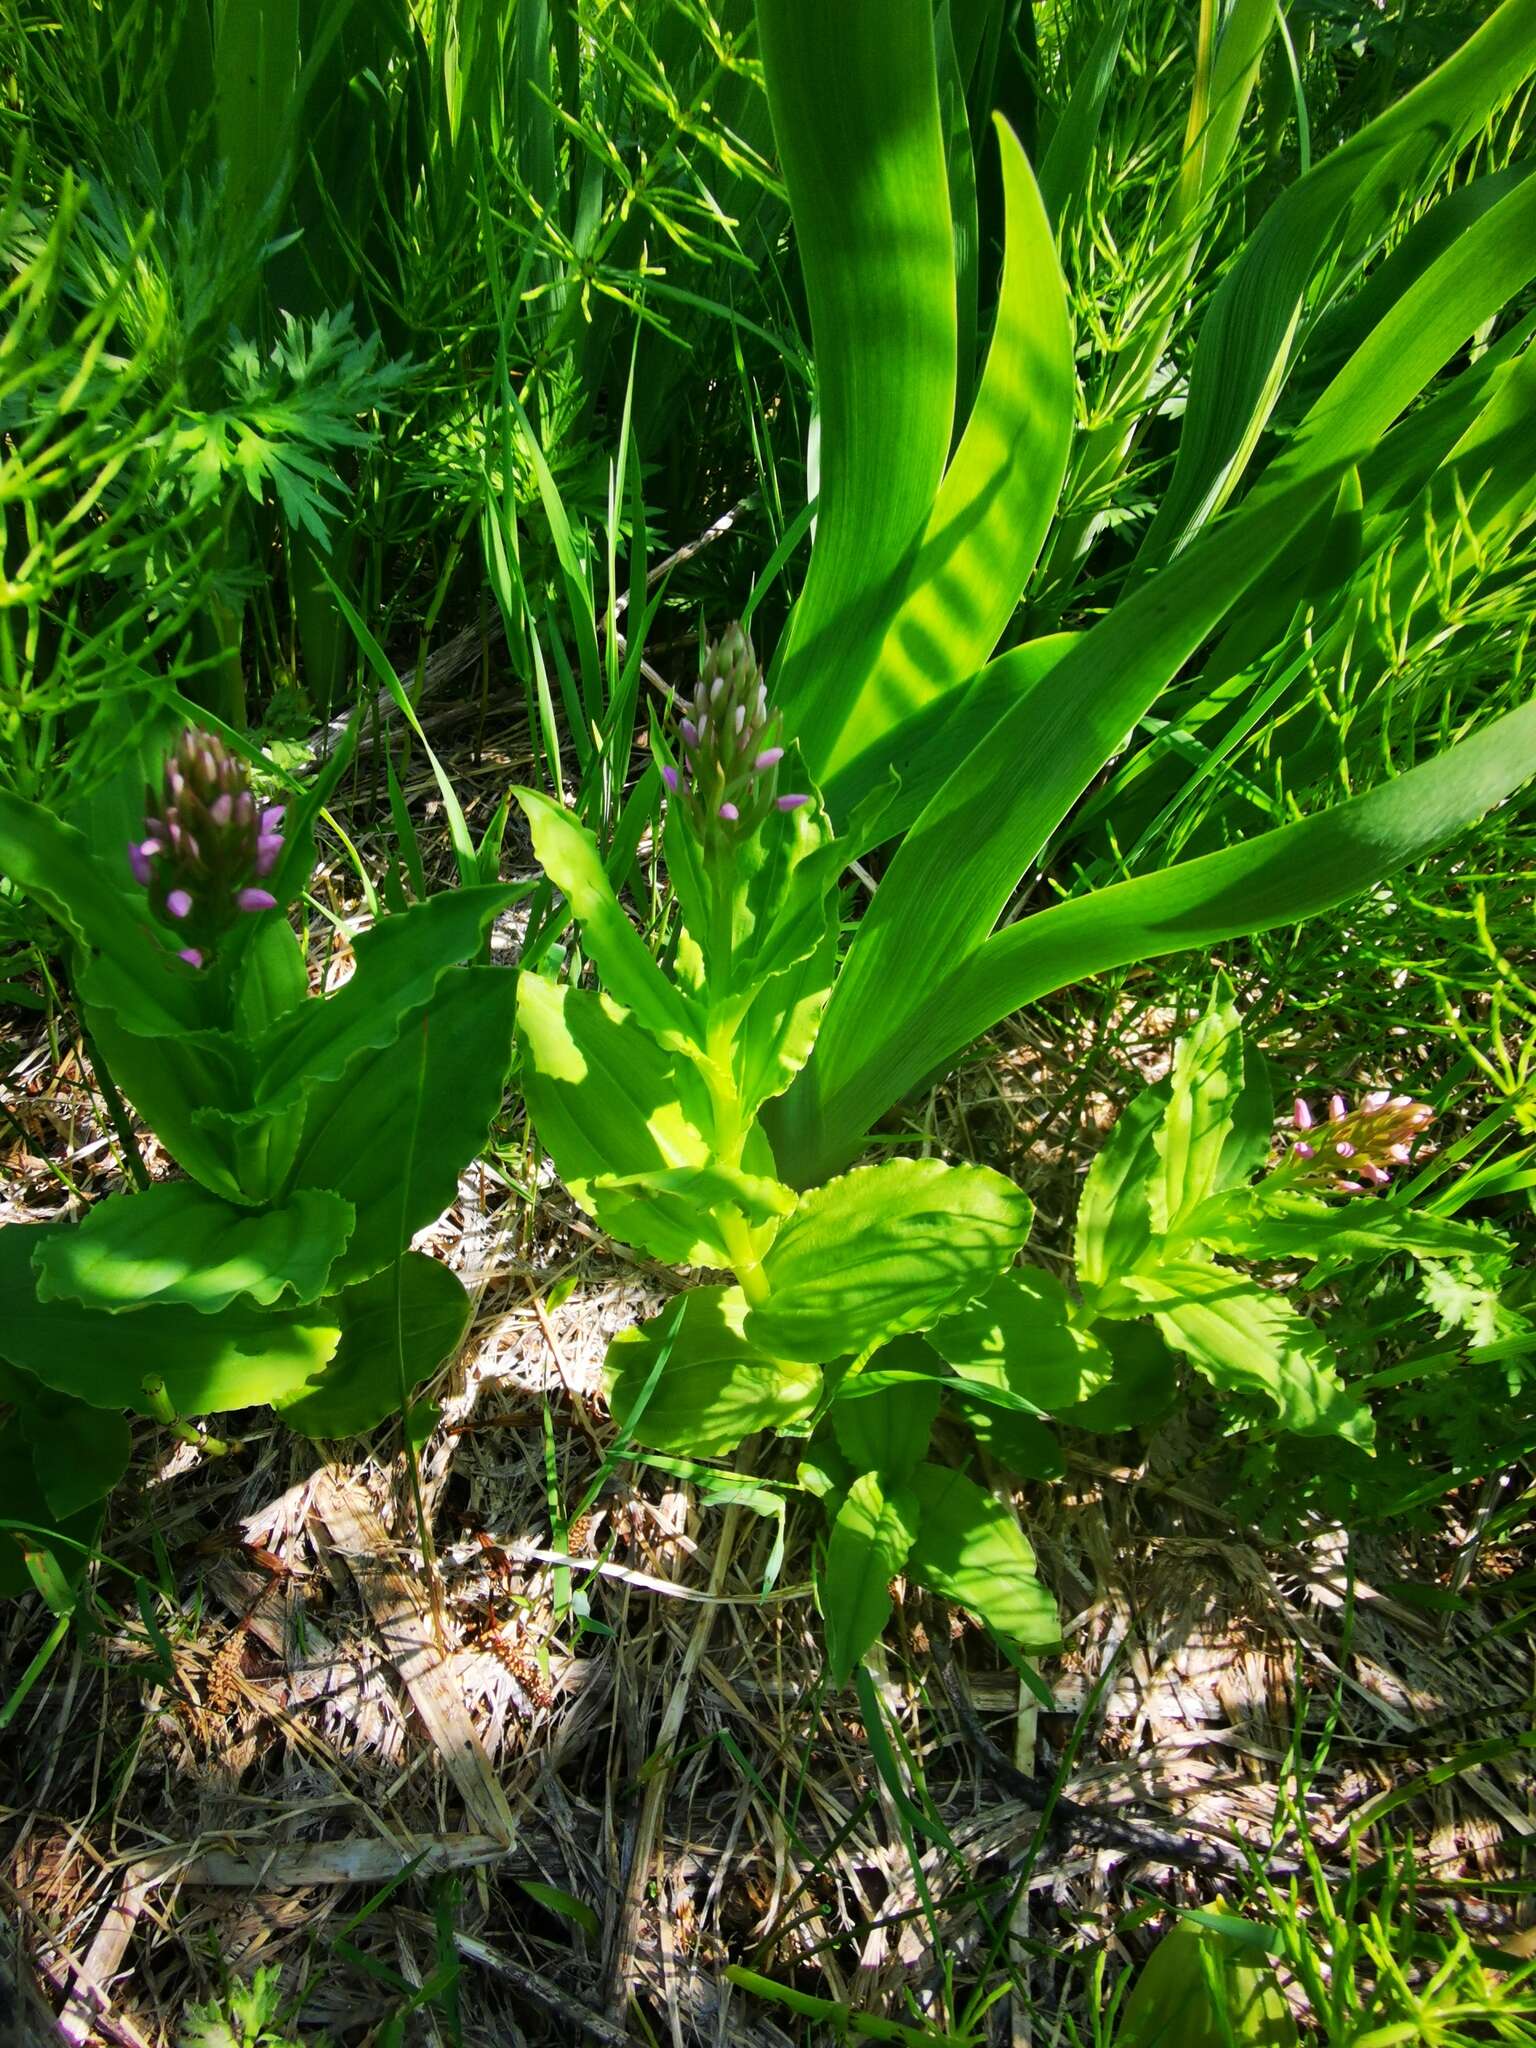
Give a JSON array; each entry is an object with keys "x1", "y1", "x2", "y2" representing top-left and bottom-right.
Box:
[
  {"x1": 819, "y1": 119, "x2": 1075, "y2": 813},
  {"x1": 33, "y1": 1182, "x2": 354, "y2": 1314},
  {"x1": 606, "y1": 1287, "x2": 822, "y2": 1458},
  {"x1": 831, "y1": 1366, "x2": 942, "y2": 1480},
  {"x1": 758, "y1": 0, "x2": 958, "y2": 769},
  {"x1": 823, "y1": 1473, "x2": 919, "y2": 1686},
  {"x1": 904, "y1": 1463, "x2": 1059, "y2": 1646},
  {"x1": 247, "y1": 886, "x2": 515, "y2": 1109},
  {"x1": 1124, "y1": 1261, "x2": 1373, "y2": 1445},
  {"x1": 1152, "y1": 980, "x2": 1246, "y2": 1234},
  {"x1": 1075, "y1": 1086, "x2": 1166, "y2": 1290},
  {"x1": 748, "y1": 1160, "x2": 1033, "y2": 1363},
  {"x1": 0, "y1": 1221, "x2": 340, "y2": 1414},
  {"x1": 286, "y1": 965, "x2": 517, "y2": 1287},
  {"x1": 275, "y1": 1253, "x2": 472, "y2": 1437},
  {"x1": 1185, "y1": 1188, "x2": 1504, "y2": 1270}
]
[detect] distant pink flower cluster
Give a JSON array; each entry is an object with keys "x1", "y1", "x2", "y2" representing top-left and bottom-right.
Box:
[
  {"x1": 1282, "y1": 1089, "x2": 1433, "y2": 1193},
  {"x1": 129, "y1": 728, "x2": 285, "y2": 968},
  {"x1": 663, "y1": 623, "x2": 808, "y2": 843}
]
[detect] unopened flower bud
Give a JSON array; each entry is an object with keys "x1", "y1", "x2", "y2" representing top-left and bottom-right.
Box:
[{"x1": 128, "y1": 727, "x2": 289, "y2": 966}]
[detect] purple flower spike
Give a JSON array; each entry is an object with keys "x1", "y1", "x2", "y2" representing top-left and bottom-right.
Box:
[
  {"x1": 776, "y1": 793, "x2": 810, "y2": 812},
  {"x1": 128, "y1": 840, "x2": 154, "y2": 886},
  {"x1": 718, "y1": 801, "x2": 740, "y2": 823},
  {"x1": 1274, "y1": 1079, "x2": 1436, "y2": 1198},
  {"x1": 661, "y1": 763, "x2": 680, "y2": 792},
  {"x1": 1328, "y1": 1093, "x2": 1348, "y2": 1121},
  {"x1": 260, "y1": 805, "x2": 285, "y2": 833},
  {"x1": 754, "y1": 747, "x2": 784, "y2": 771},
  {"x1": 209, "y1": 792, "x2": 233, "y2": 827},
  {"x1": 682, "y1": 720, "x2": 699, "y2": 749},
  {"x1": 1293, "y1": 1096, "x2": 1314, "y2": 1131},
  {"x1": 236, "y1": 887, "x2": 277, "y2": 914},
  {"x1": 254, "y1": 833, "x2": 283, "y2": 876},
  {"x1": 166, "y1": 888, "x2": 193, "y2": 920},
  {"x1": 178, "y1": 947, "x2": 204, "y2": 969}
]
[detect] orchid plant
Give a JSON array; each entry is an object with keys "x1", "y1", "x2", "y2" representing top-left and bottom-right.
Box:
[
  {"x1": 516, "y1": 628, "x2": 1513, "y2": 1676},
  {"x1": 0, "y1": 721, "x2": 518, "y2": 1599}
]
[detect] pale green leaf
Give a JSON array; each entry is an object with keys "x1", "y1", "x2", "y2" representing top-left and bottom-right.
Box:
[
  {"x1": 904, "y1": 1464, "x2": 1059, "y2": 1646},
  {"x1": 823, "y1": 1473, "x2": 919, "y2": 1686},
  {"x1": 928, "y1": 1266, "x2": 1112, "y2": 1413},
  {"x1": 606, "y1": 1287, "x2": 822, "y2": 1458}
]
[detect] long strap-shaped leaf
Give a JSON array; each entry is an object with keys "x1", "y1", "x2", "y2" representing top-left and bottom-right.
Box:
[
  {"x1": 783, "y1": 696, "x2": 1536, "y2": 1181},
  {"x1": 1138, "y1": 0, "x2": 1536, "y2": 563},
  {"x1": 770, "y1": 467, "x2": 1343, "y2": 1174},
  {"x1": 819, "y1": 118, "x2": 1075, "y2": 818},
  {"x1": 758, "y1": 0, "x2": 956, "y2": 767}
]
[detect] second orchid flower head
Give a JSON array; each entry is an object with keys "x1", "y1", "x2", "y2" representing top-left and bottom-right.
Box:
[
  {"x1": 662, "y1": 623, "x2": 809, "y2": 853},
  {"x1": 1279, "y1": 1088, "x2": 1434, "y2": 1193}
]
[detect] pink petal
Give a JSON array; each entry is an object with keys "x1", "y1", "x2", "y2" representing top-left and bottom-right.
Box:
[
  {"x1": 178, "y1": 947, "x2": 204, "y2": 969},
  {"x1": 166, "y1": 888, "x2": 193, "y2": 920},
  {"x1": 237, "y1": 888, "x2": 277, "y2": 913}
]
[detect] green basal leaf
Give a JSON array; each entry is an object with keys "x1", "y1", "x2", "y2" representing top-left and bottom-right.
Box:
[
  {"x1": 595, "y1": 1163, "x2": 796, "y2": 1231},
  {"x1": 932, "y1": 1264, "x2": 1113, "y2": 1423},
  {"x1": 1124, "y1": 1261, "x2": 1374, "y2": 1446},
  {"x1": 748, "y1": 1159, "x2": 1033, "y2": 1364},
  {"x1": 734, "y1": 928, "x2": 838, "y2": 1120},
  {"x1": 831, "y1": 1359, "x2": 942, "y2": 1481},
  {"x1": 517, "y1": 974, "x2": 733, "y2": 1266},
  {"x1": 274, "y1": 1253, "x2": 472, "y2": 1438},
  {"x1": 823, "y1": 1472, "x2": 920, "y2": 1686},
  {"x1": 904, "y1": 1463, "x2": 1059, "y2": 1647},
  {"x1": 514, "y1": 789, "x2": 698, "y2": 1050},
  {"x1": 33, "y1": 1182, "x2": 355, "y2": 1315},
  {"x1": 1151, "y1": 980, "x2": 1246, "y2": 1234},
  {"x1": 85, "y1": 1004, "x2": 252, "y2": 1204},
  {"x1": 0, "y1": 1220, "x2": 341, "y2": 1415},
  {"x1": 606, "y1": 1287, "x2": 822, "y2": 1459},
  {"x1": 286, "y1": 965, "x2": 517, "y2": 1288}
]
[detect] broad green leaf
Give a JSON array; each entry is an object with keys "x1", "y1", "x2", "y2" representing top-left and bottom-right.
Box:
[
  {"x1": 1060, "y1": 1321, "x2": 1181, "y2": 1433},
  {"x1": 823, "y1": 1473, "x2": 920, "y2": 1686},
  {"x1": 1152, "y1": 982, "x2": 1246, "y2": 1234},
  {"x1": 513, "y1": 788, "x2": 697, "y2": 1048},
  {"x1": 1117, "y1": 1905, "x2": 1299, "y2": 2048},
  {"x1": 1075, "y1": 1085, "x2": 1166, "y2": 1291},
  {"x1": 1141, "y1": 0, "x2": 1536, "y2": 558},
  {"x1": 796, "y1": 692, "x2": 1536, "y2": 1181},
  {"x1": 249, "y1": 886, "x2": 516, "y2": 1109},
  {"x1": 595, "y1": 1164, "x2": 795, "y2": 1231},
  {"x1": 286, "y1": 965, "x2": 517, "y2": 1287},
  {"x1": 928, "y1": 1266, "x2": 1112, "y2": 1413},
  {"x1": 758, "y1": 0, "x2": 957, "y2": 772},
  {"x1": 748, "y1": 1160, "x2": 1033, "y2": 1363},
  {"x1": 735, "y1": 930, "x2": 838, "y2": 1120},
  {"x1": 818, "y1": 119, "x2": 1075, "y2": 812},
  {"x1": 274, "y1": 1254, "x2": 472, "y2": 1438},
  {"x1": 774, "y1": 466, "x2": 1343, "y2": 1183},
  {"x1": 904, "y1": 1464, "x2": 1059, "y2": 1646},
  {"x1": 1124, "y1": 1262, "x2": 1373, "y2": 1445},
  {"x1": 1184, "y1": 1188, "x2": 1503, "y2": 1270},
  {"x1": 606, "y1": 1287, "x2": 822, "y2": 1458},
  {"x1": 832, "y1": 1362, "x2": 942, "y2": 1480},
  {"x1": 33, "y1": 1183, "x2": 354, "y2": 1315},
  {"x1": 0, "y1": 1221, "x2": 340, "y2": 1415},
  {"x1": 3, "y1": 1366, "x2": 133, "y2": 1522},
  {"x1": 517, "y1": 974, "x2": 733, "y2": 1266}
]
